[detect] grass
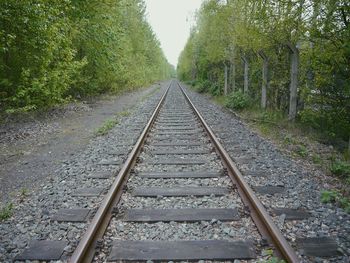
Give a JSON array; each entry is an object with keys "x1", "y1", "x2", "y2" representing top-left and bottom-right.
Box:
[
  {"x1": 321, "y1": 190, "x2": 350, "y2": 213},
  {"x1": 213, "y1": 95, "x2": 226, "y2": 106},
  {"x1": 94, "y1": 81, "x2": 164, "y2": 137},
  {"x1": 95, "y1": 118, "x2": 119, "y2": 136},
  {"x1": 94, "y1": 110, "x2": 132, "y2": 136},
  {"x1": 330, "y1": 160, "x2": 350, "y2": 179},
  {"x1": 263, "y1": 258, "x2": 286, "y2": 263},
  {"x1": 116, "y1": 110, "x2": 131, "y2": 117},
  {"x1": 20, "y1": 188, "x2": 28, "y2": 196},
  {"x1": 19, "y1": 188, "x2": 29, "y2": 202},
  {"x1": 295, "y1": 144, "x2": 308, "y2": 158},
  {"x1": 261, "y1": 249, "x2": 285, "y2": 263},
  {"x1": 312, "y1": 154, "x2": 322, "y2": 164},
  {"x1": 140, "y1": 85, "x2": 160, "y2": 102},
  {"x1": 0, "y1": 203, "x2": 13, "y2": 221}
]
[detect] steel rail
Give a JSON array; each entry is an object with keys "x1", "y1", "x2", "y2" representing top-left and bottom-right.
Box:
[
  {"x1": 69, "y1": 81, "x2": 172, "y2": 263},
  {"x1": 177, "y1": 81, "x2": 300, "y2": 263}
]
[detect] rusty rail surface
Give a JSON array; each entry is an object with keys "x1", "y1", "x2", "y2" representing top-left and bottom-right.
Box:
[
  {"x1": 177, "y1": 81, "x2": 299, "y2": 263},
  {"x1": 69, "y1": 81, "x2": 172, "y2": 263},
  {"x1": 70, "y1": 79, "x2": 299, "y2": 263}
]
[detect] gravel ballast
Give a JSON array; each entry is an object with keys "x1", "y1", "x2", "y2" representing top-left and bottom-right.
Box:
[
  {"x1": 183, "y1": 84, "x2": 350, "y2": 262},
  {"x1": 94, "y1": 82, "x2": 262, "y2": 263},
  {"x1": 0, "y1": 82, "x2": 169, "y2": 262},
  {"x1": 1, "y1": 81, "x2": 348, "y2": 263}
]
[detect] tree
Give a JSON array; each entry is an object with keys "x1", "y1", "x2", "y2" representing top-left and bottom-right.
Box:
[
  {"x1": 0, "y1": 0, "x2": 173, "y2": 111},
  {"x1": 178, "y1": 0, "x2": 350, "y2": 151}
]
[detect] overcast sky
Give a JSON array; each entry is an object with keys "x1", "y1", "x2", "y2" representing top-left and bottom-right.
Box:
[{"x1": 144, "y1": 0, "x2": 203, "y2": 67}]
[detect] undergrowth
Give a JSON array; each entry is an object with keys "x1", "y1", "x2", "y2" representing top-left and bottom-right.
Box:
[{"x1": 224, "y1": 90, "x2": 251, "y2": 110}]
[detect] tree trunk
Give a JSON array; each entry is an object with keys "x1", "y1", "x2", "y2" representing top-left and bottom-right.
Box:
[
  {"x1": 224, "y1": 63, "x2": 228, "y2": 96},
  {"x1": 259, "y1": 51, "x2": 268, "y2": 109},
  {"x1": 230, "y1": 58, "x2": 236, "y2": 92},
  {"x1": 287, "y1": 43, "x2": 299, "y2": 121},
  {"x1": 242, "y1": 56, "x2": 249, "y2": 94}
]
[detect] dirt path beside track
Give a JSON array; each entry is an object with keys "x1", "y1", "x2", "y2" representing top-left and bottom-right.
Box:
[{"x1": 0, "y1": 83, "x2": 161, "y2": 205}]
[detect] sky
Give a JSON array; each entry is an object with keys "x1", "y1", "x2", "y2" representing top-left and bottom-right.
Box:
[{"x1": 144, "y1": 0, "x2": 203, "y2": 67}]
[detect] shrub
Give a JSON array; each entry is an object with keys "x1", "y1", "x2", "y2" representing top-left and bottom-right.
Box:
[
  {"x1": 225, "y1": 90, "x2": 251, "y2": 110},
  {"x1": 195, "y1": 79, "x2": 211, "y2": 93},
  {"x1": 209, "y1": 83, "x2": 221, "y2": 96},
  {"x1": 196, "y1": 84, "x2": 207, "y2": 93},
  {"x1": 299, "y1": 108, "x2": 321, "y2": 129}
]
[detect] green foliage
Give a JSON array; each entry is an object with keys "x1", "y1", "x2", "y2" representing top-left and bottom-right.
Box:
[
  {"x1": 0, "y1": 0, "x2": 86, "y2": 110},
  {"x1": 321, "y1": 190, "x2": 350, "y2": 213},
  {"x1": 263, "y1": 257, "x2": 286, "y2": 263},
  {"x1": 95, "y1": 119, "x2": 119, "y2": 136},
  {"x1": 321, "y1": 190, "x2": 339, "y2": 203},
  {"x1": 0, "y1": 0, "x2": 173, "y2": 112},
  {"x1": 339, "y1": 197, "x2": 350, "y2": 213},
  {"x1": 20, "y1": 188, "x2": 28, "y2": 196},
  {"x1": 295, "y1": 145, "x2": 308, "y2": 157},
  {"x1": 177, "y1": 0, "x2": 350, "y2": 152},
  {"x1": 0, "y1": 203, "x2": 13, "y2": 221},
  {"x1": 195, "y1": 80, "x2": 211, "y2": 93},
  {"x1": 283, "y1": 134, "x2": 298, "y2": 145},
  {"x1": 330, "y1": 160, "x2": 350, "y2": 178},
  {"x1": 208, "y1": 83, "x2": 221, "y2": 96},
  {"x1": 196, "y1": 85, "x2": 207, "y2": 94},
  {"x1": 117, "y1": 110, "x2": 131, "y2": 118},
  {"x1": 312, "y1": 154, "x2": 322, "y2": 164},
  {"x1": 262, "y1": 249, "x2": 274, "y2": 257},
  {"x1": 261, "y1": 249, "x2": 285, "y2": 263},
  {"x1": 225, "y1": 91, "x2": 251, "y2": 110}
]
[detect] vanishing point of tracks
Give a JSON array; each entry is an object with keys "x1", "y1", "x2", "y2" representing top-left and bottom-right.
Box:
[{"x1": 67, "y1": 80, "x2": 299, "y2": 263}]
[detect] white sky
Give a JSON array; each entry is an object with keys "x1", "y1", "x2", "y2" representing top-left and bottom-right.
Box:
[{"x1": 144, "y1": 0, "x2": 203, "y2": 67}]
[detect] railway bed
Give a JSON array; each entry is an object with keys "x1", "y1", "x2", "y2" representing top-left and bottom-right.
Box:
[{"x1": 13, "y1": 81, "x2": 344, "y2": 263}]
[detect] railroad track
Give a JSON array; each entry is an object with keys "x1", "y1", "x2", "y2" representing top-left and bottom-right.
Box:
[{"x1": 63, "y1": 80, "x2": 299, "y2": 263}]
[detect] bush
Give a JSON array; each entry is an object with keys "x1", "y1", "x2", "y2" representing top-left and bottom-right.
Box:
[
  {"x1": 196, "y1": 84, "x2": 207, "y2": 93},
  {"x1": 299, "y1": 108, "x2": 321, "y2": 129},
  {"x1": 225, "y1": 90, "x2": 251, "y2": 110},
  {"x1": 195, "y1": 79, "x2": 211, "y2": 93},
  {"x1": 0, "y1": 1, "x2": 173, "y2": 112},
  {"x1": 185, "y1": 80, "x2": 196, "y2": 87},
  {"x1": 209, "y1": 83, "x2": 221, "y2": 96}
]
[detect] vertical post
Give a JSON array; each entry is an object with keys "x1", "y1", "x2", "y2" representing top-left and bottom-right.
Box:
[
  {"x1": 224, "y1": 63, "x2": 228, "y2": 96},
  {"x1": 232, "y1": 61, "x2": 236, "y2": 91},
  {"x1": 242, "y1": 56, "x2": 249, "y2": 94},
  {"x1": 258, "y1": 51, "x2": 268, "y2": 109},
  {"x1": 229, "y1": 52, "x2": 236, "y2": 92},
  {"x1": 287, "y1": 43, "x2": 299, "y2": 121}
]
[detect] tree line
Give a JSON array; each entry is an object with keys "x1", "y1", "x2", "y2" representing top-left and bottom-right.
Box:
[
  {"x1": 0, "y1": 0, "x2": 174, "y2": 112},
  {"x1": 177, "y1": 0, "x2": 349, "y2": 150}
]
